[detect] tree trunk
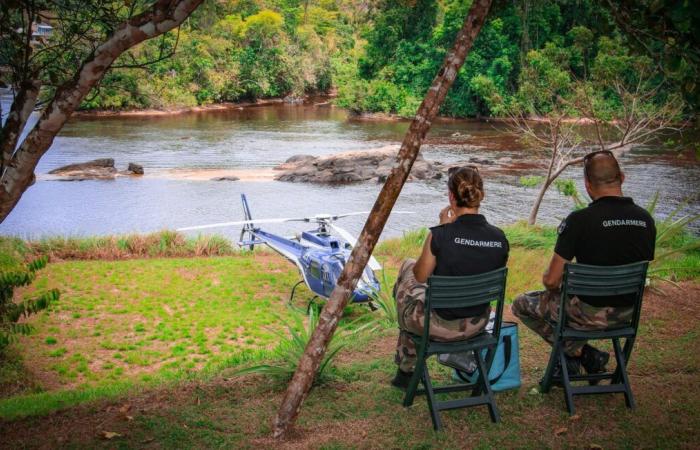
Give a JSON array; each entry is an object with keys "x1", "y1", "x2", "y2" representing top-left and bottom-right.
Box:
[
  {"x1": 0, "y1": 80, "x2": 40, "y2": 171},
  {"x1": 0, "y1": 0, "x2": 204, "y2": 223},
  {"x1": 271, "y1": 0, "x2": 494, "y2": 439},
  {"x1": 527, "y1": 177, "x2": 552, "y2": 225}
]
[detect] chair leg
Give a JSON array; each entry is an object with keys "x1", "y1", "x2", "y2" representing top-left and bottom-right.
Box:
[
  {"x1": 422, "y1": 362, "x2": 443, "y2": 431},
  {"x1": 612, "y1": 338, "x2": 636, "y2": 409},
  {"x1": 558, "y1": 348, "x2": 576, "y2": 416},
  {"x1": 612, "y1": 337, "x2": 635, "y2": 385},
  {"x1": 403, "y1": 350, "x2": 425, "y2": 407},
  {"x1": 540, "y1": 341, "x2": 561, "y2": 394},
  {"x1": 475, "y1": 348, "x2": 500, "y2": 423}
]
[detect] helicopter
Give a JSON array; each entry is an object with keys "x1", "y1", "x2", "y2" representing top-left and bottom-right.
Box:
[{"x1": 178, "y1": 194, "x2": 412, "y2": 307}]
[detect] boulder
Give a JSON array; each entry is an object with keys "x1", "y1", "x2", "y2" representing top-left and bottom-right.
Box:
[
  {"x1": 274, "y1": 154, "x2": 318, "y2": 171},
  {"x1": 127, "y1": 163, "x2": 144, "y2": 175},
  {"x1": 273, "y1": 145, "x2": 441, "y2": 184},
  {"x1": 211, "y1": 176, "x2": 240, "y2": 181},
  {"x1": 468, "y1": 157, "x2": 494, "y2": 166},
  {"x1": 48, "y1": 158, "x2": 117, "y2": 180}
]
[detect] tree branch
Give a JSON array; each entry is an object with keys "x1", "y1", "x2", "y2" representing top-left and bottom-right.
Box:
[{"x1": 0, "y1": 0, "x2": 205, "y2": 222}]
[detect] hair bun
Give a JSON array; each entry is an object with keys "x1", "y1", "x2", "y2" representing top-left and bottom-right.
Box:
[{"x1": 449, "y1": 167, "x2": 484, "y2": 208}]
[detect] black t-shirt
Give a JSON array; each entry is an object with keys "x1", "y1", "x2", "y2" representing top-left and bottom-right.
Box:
[
  {"x1": 555, "y1": 196, "x2": 656, "y2": 307},
  {"x1": 429, "y1": 214, "x2": 509, "y2": 319}
]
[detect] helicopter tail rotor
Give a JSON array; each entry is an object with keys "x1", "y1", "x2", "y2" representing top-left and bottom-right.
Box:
[{"x1": 240, "y1": 194, "x2": 257, "y2": 250}]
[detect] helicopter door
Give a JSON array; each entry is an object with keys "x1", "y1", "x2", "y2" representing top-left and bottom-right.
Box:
[
  {"x1": 321, "y1": 264, "x2": 333, "y2": 296},
  {"x1": 306, "y1": 260, "x2": 325, "y2": 297}
]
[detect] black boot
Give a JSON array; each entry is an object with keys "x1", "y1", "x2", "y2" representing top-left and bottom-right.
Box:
[
  {"x1": 391, "y1": 368, "x2": 414, "y2": 390},
  {"x1": 551, "y1": 356, "x2": 581, "y2": 386},
  {"x1": 580, "y1": 344, "x2": 610, "y2": 374}
]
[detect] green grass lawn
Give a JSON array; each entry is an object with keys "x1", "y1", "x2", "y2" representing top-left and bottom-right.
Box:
[
  {"x1": 9, "y1": 254, "x2": 306, "y2": 391},
  {"x1": 0, "y1": 225, "x2": 698, "y2": 447}
]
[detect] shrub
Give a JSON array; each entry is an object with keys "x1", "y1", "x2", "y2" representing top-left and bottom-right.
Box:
[
  {"x1": 233, "y1": 305, "x2": 371, "y2": 384},
  {"x1": 0, "y1": 257, "x2": 59, "y2": 352}
]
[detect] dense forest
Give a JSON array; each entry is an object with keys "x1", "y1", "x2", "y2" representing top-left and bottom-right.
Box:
[{"x1": 85, "y1": 0, "x2": 698, "y2": 119}]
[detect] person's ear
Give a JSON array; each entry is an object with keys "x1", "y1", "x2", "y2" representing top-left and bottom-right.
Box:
[
  {"x1": 619, "y1": 171, "x2": 625, "y2": 185},
  {"x1": 584, "y1": 177, "x2": 594, "y2": 199},
  {"x1": 448, "y1": 190, "x2": 456, "y2": 206}
]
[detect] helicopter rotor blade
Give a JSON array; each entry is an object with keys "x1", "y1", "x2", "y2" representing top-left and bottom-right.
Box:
[
  {"x1": 177, "y1": 217, "x2": 307, "y2": 231},
  {"x1": 331, "y1": 210, "x2": 414, "y2": 220},
  {"x1": 330, "y1": 224, "x2": 382, "y2": 271},
  {"x1": 178, "y1": 210, "x2": 415, "y2": 231}
]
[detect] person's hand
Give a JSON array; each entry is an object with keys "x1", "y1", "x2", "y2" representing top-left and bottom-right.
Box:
[{"x1": 439, "y1": 206, "x2": 456, "y2": 225}]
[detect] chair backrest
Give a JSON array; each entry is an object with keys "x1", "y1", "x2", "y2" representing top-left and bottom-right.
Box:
[
  {"x1": 425, "y1": 267, "x2": 508, "y2": 340},
  {"x1": 561, "y1": 261, "x2": 649, "y2": 331}
]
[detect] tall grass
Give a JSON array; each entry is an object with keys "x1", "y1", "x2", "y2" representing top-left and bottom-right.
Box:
[
  {"x1": 11, "y1": 231, "x2": 237, "y2": 261},
  {"x1": 502, "y1": 222, "x2": 558, "y2": 249},
  {"x1": 368, "y1": 269, "x2": 398, "y2": 326},
  {"x1": 375, "y1": 228, "x2": 428, "y2": 262},
  {"x1": 646, "y1": 193, "x2": 700, "y2": 283}
]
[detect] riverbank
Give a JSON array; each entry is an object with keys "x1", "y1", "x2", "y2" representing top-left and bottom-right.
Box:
[
  {"x1": 71, "y1": 94, "x2": 338, "y2": 119},
  {"x1": 0, "y1": 225, "x2": 697, "y2": 447},
  {"x1": 72, "y1": 98, "x2": 289, "y2": 119}
]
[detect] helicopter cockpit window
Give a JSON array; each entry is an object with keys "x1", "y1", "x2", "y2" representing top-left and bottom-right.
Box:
[{"x1": 309, "y1": 261, "x2": 321, "y2": 279}]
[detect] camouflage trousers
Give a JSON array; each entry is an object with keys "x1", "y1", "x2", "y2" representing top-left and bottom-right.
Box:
[
  {"x1": 394, "y1": 259, "x2": 490, "y2": 372},
  {"x1": 511, "y1": 290, "x2": 633, "y2": 356}
]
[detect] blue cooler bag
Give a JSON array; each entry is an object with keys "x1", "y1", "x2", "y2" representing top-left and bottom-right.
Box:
[{"x1": 439, "y1": 322, "x2": 521, "y2": 392}]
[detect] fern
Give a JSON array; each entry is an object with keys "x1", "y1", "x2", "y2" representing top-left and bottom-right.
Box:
[{"x1": 0, "y1": 256, "x2": 58, "y2": 352}]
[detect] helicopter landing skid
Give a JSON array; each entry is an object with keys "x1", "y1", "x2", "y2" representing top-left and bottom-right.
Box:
[
  {"x1": 288, "y1": 279, "x2": 379, "y2": 312},
  {"x1": 288, "y1": 280, "x2": 306, "y2": 305}
]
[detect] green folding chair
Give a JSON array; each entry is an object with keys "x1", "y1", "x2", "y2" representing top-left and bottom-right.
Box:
[
  {"x1": 540, "y1": 261, "x2": 649, "y2": 415},
  {"x1": 403, "y1": 267, "x2": 508, "y2": 431}
]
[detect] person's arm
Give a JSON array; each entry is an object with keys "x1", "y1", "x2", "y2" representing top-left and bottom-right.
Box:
[
  {"x1": 542, "y1": 252, "x2": 568, "y2": 290},
  {"x1": 545, "y1": 213, "x2": 578, "y2": 290},
  {"x1": 413, "y1": 233, "x2": 437, "y2": 283}
]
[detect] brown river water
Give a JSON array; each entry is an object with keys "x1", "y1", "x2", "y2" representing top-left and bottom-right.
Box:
[{"x1": 0, "y1": 101, "x2": 697, "y2": 240}]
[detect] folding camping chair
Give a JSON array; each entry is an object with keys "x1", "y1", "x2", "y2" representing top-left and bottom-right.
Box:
[
  {"x1": 540, "y1": 261, "x2": 649, "y2": 415},
  {"x1": 402, "y1": 267, "x2": 508, "y2": 431}
]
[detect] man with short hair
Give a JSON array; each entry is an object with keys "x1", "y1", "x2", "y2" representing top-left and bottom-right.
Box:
[{"x1": 512, "y1": 151, "x2": 656, "y2": 376}]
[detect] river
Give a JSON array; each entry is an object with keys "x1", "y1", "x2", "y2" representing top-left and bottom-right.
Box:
[{"x1": 0, "y1": 100, "x2": 698, "y2": 241}]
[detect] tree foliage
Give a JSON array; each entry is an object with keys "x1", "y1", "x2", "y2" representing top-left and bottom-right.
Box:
[
  {"x1": 82, "y1": 0, "x2": 357, "y2": 109},
  {"x1": 335, "y1": 0, "x2": 696, "y2": 117},
  {"x1": 0, "y1": 256, "x2": 59, "y2": 352},
  {"x1": 58, "y1": 0, "x2": 697, "y2": 115}
]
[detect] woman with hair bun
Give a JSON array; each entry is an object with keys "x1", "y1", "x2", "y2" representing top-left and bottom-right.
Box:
[{"x1": 392, "y1": 166, "x2": 510, "y2": 389}]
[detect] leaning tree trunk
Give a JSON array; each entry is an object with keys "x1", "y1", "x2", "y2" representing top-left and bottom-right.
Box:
[
  {"x1": 527, "y1": 176, "x2": 553, "y2": 225},
  {"x1": 0, "y1": 79, "x2": 40, "y2": 172},
  {"x1": 0, "y1": 0, "x2": 204, "y2": 223},
  {"x1": 272, "y1": 0, "x2": 494, "y2": 439}
]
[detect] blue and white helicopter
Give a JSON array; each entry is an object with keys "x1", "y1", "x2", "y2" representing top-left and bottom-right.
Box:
[{"x1": 178, "y1": 194, "x2": 411, "y2": 306}]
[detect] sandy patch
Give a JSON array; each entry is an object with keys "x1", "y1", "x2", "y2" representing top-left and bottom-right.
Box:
[{"x1": 148, "y1": 168, "x2": 276, "y2": 182}]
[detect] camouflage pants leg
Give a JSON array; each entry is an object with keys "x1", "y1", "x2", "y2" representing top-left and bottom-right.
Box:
[
  {"x1": 511, "y1": 290, "x2": 633, "y2": 356},
  {"x1": 394, "y1": 259, "x2": 490, "y2": 372}
]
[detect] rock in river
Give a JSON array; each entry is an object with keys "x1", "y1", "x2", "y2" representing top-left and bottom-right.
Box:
[
  {"x1": 49, "y1": 158, "x2": 117, "y2": 180},
  {"x1": 273, "y1": 146, "x2": 442, "y2": 183},
  {"x1": 211, "y1": 176, "x2": 240, "y2": 181},
  {"x1": 127, "y1": 163, "x2": 144, "y2": 175},
  {"x1": 49, "y1": 159, "x2": 145, "y2": 180}
]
